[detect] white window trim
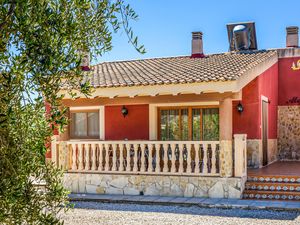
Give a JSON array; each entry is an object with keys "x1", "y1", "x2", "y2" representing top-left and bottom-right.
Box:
[
  {"x1": 69, "y1": 106, "x2": 105, "y2": 140},
  {"x1": 149, "y1": 101, "x2": 219, "y2": 140}
]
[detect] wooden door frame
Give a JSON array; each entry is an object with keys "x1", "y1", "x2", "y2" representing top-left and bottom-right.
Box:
[{"x1": 261, "y1": 96, "x2": 269, "y2": 166}]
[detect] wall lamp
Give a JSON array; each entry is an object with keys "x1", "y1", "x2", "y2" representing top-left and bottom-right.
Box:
[
  {"x1": 121, "y1": 105, "x2": 128, "y2": 117},
  {"x1": 237, "y1": 101, "x2": 244, "y2": 113}
]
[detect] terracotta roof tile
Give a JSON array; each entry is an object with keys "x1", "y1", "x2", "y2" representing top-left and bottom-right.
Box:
[{"x1": 86, "y1": 50, "x2": 277, "y2": 88}]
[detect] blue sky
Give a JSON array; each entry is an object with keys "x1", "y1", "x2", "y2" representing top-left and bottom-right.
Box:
[{"x1": 96, "y1": 0, "x2": 300, "y2": 63}]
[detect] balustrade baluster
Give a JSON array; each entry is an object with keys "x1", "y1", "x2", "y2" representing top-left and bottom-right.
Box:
[
  {"x1": 148, "y1": 144, "x2": 153, "y2": 173},
  {"x1": 211, "y1": 143, "x2": 217, "y2": 174},
  {"x1": 140, "y1": 144, "x2": 146, "y2": 172},
  {"x1": 186, "y1": 143, "x2": 192, "y2": 173},
  {"x1": 84, "y1": 144, "x2": 89, "y2": 170},
  {"x1": 202, "y1": 143, "x2": 208, "y2": 174},
  {"x1": 119, "y1": 144, "x2": 124, "y2": 171},
  {"x1": 154, "y1": 144, "x2": 160, "y2": 172},
  {"x1": 125, "y1": 144, "x2": 131, "y2": 172},
  {"x1": 194, "y1": 143, "x2": 200, "y2": 174},
  {"x1": 91, "y1": 143, "x2": 97, "y2": 171},
  {"x1": 104, "y1": 143, "x2": 110, "y2": 171},
  {"x1": 133, "y1": 144, "x2": 139, "y2": 172},
  {"x1": 112, "y1": 144, "x2": 117, "y2": 171},
  {"x1": 170, "y1": 143, "x2": 176, "y2": 173},
  {"x1": 98, "y1": 143, "x2": 103, "y2": 171},
  {"x1": 78, "y1": 144, "x2": 84, "y2": 170},
  {"x1": 71, "y1": 143, "x2": 77, "y2": 170},
  {"x1": 163, "y1": 143, "x2": 169, "y2": 173},
  {"x1": 178, "y1": 143, "x2": 184, "y2": 173}
]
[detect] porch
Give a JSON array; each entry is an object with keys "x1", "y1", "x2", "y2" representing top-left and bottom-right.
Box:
[
  {"x1": 51, "y1": 135, "x2": 248, "y2": 198},
  {"x1": 248, "y1": 161, "x2": 300, "y2": 177}
]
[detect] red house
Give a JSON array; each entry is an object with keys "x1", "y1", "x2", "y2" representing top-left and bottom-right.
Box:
[{"x1": 51, "y1": 22, "x2": 300, "y2": 200}]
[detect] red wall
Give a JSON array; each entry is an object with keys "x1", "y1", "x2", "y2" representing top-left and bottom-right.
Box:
[
  {"x1": 233, "y1": 62, "x2": 278, "y2": 139},
  {"x1": 278, "y1": 57, "x2": 300, "y2": 105},
  {"x1": 105, "y1": 104, "x2": 149, "y2": 140}
]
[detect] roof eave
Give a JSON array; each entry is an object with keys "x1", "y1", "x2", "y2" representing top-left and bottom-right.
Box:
[{"x1": 59, "y1": 80, "x2": 240, "y2": 99}]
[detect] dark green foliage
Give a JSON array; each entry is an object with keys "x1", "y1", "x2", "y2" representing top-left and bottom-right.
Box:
[{"x1": 0, "y1": 0, "x2": 144, "y2": 223}]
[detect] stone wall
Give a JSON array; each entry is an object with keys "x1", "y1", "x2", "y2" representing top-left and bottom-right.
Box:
[
  {"x1": 64, "y1": 173, "x2": 246, "y2": 199},
  {"x1": 247, "y1": 139, "x2": 261, "y2": 168},
  {"x1": 247, "y1": 139, "x2": 278, "y2": 168},
  {"x1": 268, "y1": 139, "x2": 278, "y2": 163},
  {"x1": 278, "y1": 106, "x2": 300, "y2": 160},
  {"x1": 219, "y1": 140, "x2": 233, "y2": 177}
]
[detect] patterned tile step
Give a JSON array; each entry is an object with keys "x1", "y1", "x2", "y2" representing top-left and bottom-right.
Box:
[
  {"x1": 245, "y1": 182, "x2": 300, "y2": 192},
  {"x1": 243, "y1": 190, "x2": 300, "y2": 201},
  {"x1": 247, "y1": 175, "x2": 300, "y2": 183}
]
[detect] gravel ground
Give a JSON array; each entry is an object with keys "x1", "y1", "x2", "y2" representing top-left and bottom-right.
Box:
[{"x1": 59, "y1": 201, "x2": 300, "y2": 225}]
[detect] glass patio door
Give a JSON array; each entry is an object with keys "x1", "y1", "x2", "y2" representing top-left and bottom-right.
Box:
[{"x1": 158, "y1": 107, "x2": 219, "y2": 141}]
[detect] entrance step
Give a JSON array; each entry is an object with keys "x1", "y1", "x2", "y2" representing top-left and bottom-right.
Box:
[
  {"x1": 247, "y1": 175, "x2": 300, "y2": 183},
  {"x1": 245, "y1": 182, "x2": 300, "y2": 192},
  {"x1": 243, "y1": 175, "x2": 300, "y2": 201},
  {"x1": 243, "y1": 190, "x2": 300, "y2": 201}
]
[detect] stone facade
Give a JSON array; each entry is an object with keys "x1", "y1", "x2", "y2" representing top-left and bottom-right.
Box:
[
  {"x1": 268, "y1": 139, "x2": 278, "y2": 163},
  {"x1": 247, "y1": 139, "x2": 278, "y2": 168},
  {"x1": 278, "y1": 106, "x2": 300, "y2": 160},
  {"x1": 64, "y1": 173, "x2": 246, "y2": 199},
  {"x1": 58, "y1": 142, "x2": 68, "y2": 169},
  {"x1": 219, "y1": 140, "x2": 233, "y2": 177},
  {"x1": 247, "y1": 139, "x2": 261, "y2": 168}
]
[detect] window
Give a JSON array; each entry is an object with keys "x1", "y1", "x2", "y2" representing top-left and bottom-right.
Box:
[
  {"x1": 70, "y1": 111, "x2": 99, "y2": 139},
  {"x1": 158, "y1": 107, "x2": 219, "y2": 141}
]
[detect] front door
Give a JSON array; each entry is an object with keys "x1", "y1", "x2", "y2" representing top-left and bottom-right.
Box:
[{"x1": 262, "y1": 100, "x2": 268, "y2": 166}]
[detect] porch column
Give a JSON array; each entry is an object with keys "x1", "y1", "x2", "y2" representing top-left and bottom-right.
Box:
[{"x1": 219, "y1": 97, "x2": 233, "y2": 177}]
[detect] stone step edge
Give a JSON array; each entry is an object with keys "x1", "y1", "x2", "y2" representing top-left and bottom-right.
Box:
[
  {"x1": 244, "y1": 190, "x2": 300, "y2": 194},
  {"x1": 247, "y1": 175, "x2": 300, "y2": 178},
  {"x1": 245, "y1": 182, "x2": 300, "y2": 191},
  {"x1": 243, "y1": 196, "x2": 300, "y2": 201},
  {"x1": 243, "y1": 191, "x2": 300, "y2": 201},
  {"x1": 247, "y1": 175, "x2": 300, "y2": 179},
  {"x1": 245, "y1": 188, "x2": 300, "y2": 192},
  {"x1": 243, "y1": 190, "x2": 300, "y2": 198},
  {"x1": 69, "y1": 194, "x2": 300, "y2": 211},
  {"x1": 246, "y1": 182, "x2": 300, "y2": 186},
  {"x1": 247, "y1": 178, "x2": 300, "y2": 183}
]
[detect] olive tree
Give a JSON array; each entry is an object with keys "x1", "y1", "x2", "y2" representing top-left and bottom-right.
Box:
[{"x1": 0, "y1": 0, "x2": 144, "y2": 224}]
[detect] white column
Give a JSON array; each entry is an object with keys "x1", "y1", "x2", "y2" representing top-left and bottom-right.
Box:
[
  {"x1": 99, "y1": 106, "x2": 105, "y2": 140},
  {"x1": 51, "y1": 136, "x2": 57, "y2": 165},
  {"x1": 234, "y1": 134, "x2": 248, "y2": 177},
  {"x1": 149, "y1": 104, "x2": 157, "y2": 140},
  {"x1": 219, "y1": 97, "x2": 233, "y2": 177}
]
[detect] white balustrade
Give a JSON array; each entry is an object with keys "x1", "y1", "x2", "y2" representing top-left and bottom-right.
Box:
[{"x1": 55, "y1": 140, "x2": 220, "y2": 176}]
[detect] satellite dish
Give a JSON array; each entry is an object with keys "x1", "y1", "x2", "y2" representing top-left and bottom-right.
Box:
[{"x1": 227, "y1": 22, "x2": 257, "y2": 51}]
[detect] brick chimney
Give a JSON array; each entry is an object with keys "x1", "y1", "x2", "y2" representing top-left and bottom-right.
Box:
[
  {"x1": 191, "y1": 32, "x2": 205, "y2": 58},
  {"x1": 286, "y1": 26, "x2": 299, "y2": 48},
  {"x1": 80, "y1": 51, "x2": 90, "y2": 71}
]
